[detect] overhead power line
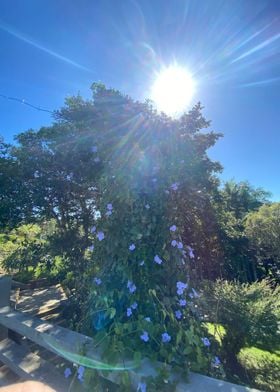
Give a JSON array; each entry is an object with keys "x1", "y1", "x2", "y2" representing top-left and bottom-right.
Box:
[{"x1": 0, "y1": 93, "x2": 54, "y2": 114}]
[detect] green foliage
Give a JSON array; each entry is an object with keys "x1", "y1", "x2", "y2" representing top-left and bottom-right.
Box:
[
  {"x1": 245, "y1": 203, "x2": 280, "y2": 281},
  {"x1": 238, "y1": 347, "x2": 280, "y2": 392},
  {"x1": 200, "y1": 279, "x2": 280, "y2": 357}
]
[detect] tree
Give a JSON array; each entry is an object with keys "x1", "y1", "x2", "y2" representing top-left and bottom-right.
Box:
[
  {"x1": 214, "y1": 181, "x2": 270, "y2": 282},
  {"x1": 245, "y1": 203, "x2": 280, "y2": 281},
  {"x1": 0, "y1": 84, "x2": 224, "y2": 384}
]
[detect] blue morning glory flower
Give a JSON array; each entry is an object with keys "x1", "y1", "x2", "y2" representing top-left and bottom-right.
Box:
[
  {"x1": 78, "y1": 365, "x2": 85, "y2": 376},
  {"x1": 140, "y1": 331, "x2": 149, "y2": 342},
  {"x1": 171, "y1": 182, "x2": 179, "y2": 191},
  {"x1": 187, "y1": 246, "x2": 195, "y2": 259},
  {"x1": 176, "y1": 281, "x2": 188, "y2": 295},
  {"x1": 129, "y1": 244, "x2": 136, "y2": 251},
  {"x1": 131, "y1": 302, "x2": 138, "y2": 310},
  {"x1": 175, "y1": 310, "x2": 182, "y2": 319},
  {"x1": 91, "y1": 146, "x2": 98, "y2": 152},
  {"x1": 127, "y1": 307, "x2": 132, "y2": 317},
  {"x1": 127, "y1": 280, "x2": 136, "y2": 293},
  {"x1": 107, "y1": 203, "x2": 113, "y2": 211},
  {"x1": 201, "y1": 337, "x2": 211, "y2": 347},
  {"x1": 64, "y1": 367, "x2": 72, "y2": 378},
  {"x1": 91, "y1": 226, "x2": 96, "y2": 233},
  {"x1": 179, "y1": 299, "x2": 187, "y2": 307},
  {"x1": 171, "y1": 240, "x2": 177, "y2": 247},
  {"x1": 94, "y1": 157, "x2": 100, "y2": 163},
  {"x1": 77, "y1": 366, "x2": 85, "y2": 382},
  {"x1": 154, "y1": 255, "x2": 163, "y2": 264},
  {"x1": 93, "y1": 277, "x2": 102, "y2": 285},
  {"x1": 88, "y1": 244, "x2": 94, "y2": 251},
  {"x1": 145, "y1": 204, "x2": 150, "y2": 209},
  {"x1": 97, "y1": 231, "x2": 105, "y2": 241},
  {"x1": 213, "y1": 356, "x2": 221, "y2": 366},
  {"x1": 137, "y1": 382, "x2": 147, "y2": 392},
  {"x1": 162, "y1": 332, "x2": 171, "y2": 343},
  {"x1": 152, "y1": 178, "x2": 157, "y2": 183},
  {"x1": 177, "y1": 241, "x2": 183, "y2": 249},
  {"x1": 170, "y1": 225, "x2": 177, "y2": 232}
]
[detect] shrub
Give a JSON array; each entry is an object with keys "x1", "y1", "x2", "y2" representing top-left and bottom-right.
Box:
[
  {"x1": 238, "y1": 347, "x2": 280, "y2": 392},
  {"x1": 200, "y1": 279, "x2": 280, "y2": 360}
]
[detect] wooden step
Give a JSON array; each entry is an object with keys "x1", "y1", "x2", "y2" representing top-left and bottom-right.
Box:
[{"x1": 0, "y1": 338, "x2": 69, "y2": 392}]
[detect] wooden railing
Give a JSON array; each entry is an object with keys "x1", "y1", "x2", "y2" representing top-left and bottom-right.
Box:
[{"x1": 0, "y1": 276, "x2": 257, "y2": 391}]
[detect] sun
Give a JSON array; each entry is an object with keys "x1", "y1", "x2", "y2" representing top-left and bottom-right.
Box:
[{"x1": 150, "y1": 65, "x2": 195, "y2": 117}]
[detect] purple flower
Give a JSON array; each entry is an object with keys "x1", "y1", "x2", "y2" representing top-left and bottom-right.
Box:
[
  {"x1": 171, "y1": 240, "x2": 178, "y2": 247},
  {"x1": 140, "y1": 331, "x2": 149, "y2": 342},
  {"x1": 170, "y1": 225, "x2": 177, "y2": 232},
  {"x1": 176, "y1": 281, "x2": 188, "y2": 295},
  {"x1": 144, "y1": 317, "x2": 151, "y2": 322},
  {"x1": 139, "y1": 260, "x2": 145, "y2": 266},
  {"x1": 91, "y1": 226, "x2": 96, "y2": 233},
  {"x1": 88, "y1": 244, "x2": 94, "y2": 251},
  {"x1": 152, "y1": 178, "x2": 157, "y2": 183},
  {"x1": 154, "y1": 255, "x2": 163, "y2": 264},
  {"x1": 175, "y1": 310, "x2": 182, "y2": 319},
  {"x1": 177, "y1": 241, "x2": 183, "y2": 249},
  {"x1": 171, "y1": 182, "x2": 179, "y2": 191},
  {"x1": 77, "y1": 366, "x2": 85, "y2": 382},
  {"x1": 137, "y1": 382, "x2": 147, "y2": 392},
  {"x1": 162, "y1": 332, "x2": 171, "y2": 343},
  {"x1": 145, "y1": 204, "x2": 150, "y2": 209},
  {"x1": 179, "y1": 299, "x2": 187, "y2": 307},
  {"x1": 187, "y1": 246, "x2": 195, "y2": 259},
  {"x1": 202, "y1": 337, "x2": 211, "y2": 347},
  {"x1": 131, "y1": 302, "x2": 138, "y2": 310},
  {"x1": 213, "y1": 356, "x2": 221, "y2": 367},
  {"x1": 97, "y1": 231, "x2": 105, "y2": 241},
  {"x1": 64, "y1": 367, "x2": 72, "y2": 378},
  {"x1": 129, "y1": 244, "x2": 136, "y2": 251},
  {"x1": 93, "y1": 277, "x2": 102, "y2": 285},
  {"x1": 127, "y1": 280, "x2": 136, "y2": 294},
  {"x1": 94, "y1": 157, "x2": 100, "y2": 163},
  {"x1": 91, "y1": 146, "x2": 98, "y2": 152},
  {"x1": 107, "y1": 203, "x2": 113, "y2": 211},
  {"x1": 127, "y1": 307, "x2": 132, "y2": 317}
]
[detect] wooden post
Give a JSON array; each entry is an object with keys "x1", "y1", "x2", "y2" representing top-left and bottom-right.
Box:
[{"x1": 0, "y1": 275, "x2": 12, "y2": 340}]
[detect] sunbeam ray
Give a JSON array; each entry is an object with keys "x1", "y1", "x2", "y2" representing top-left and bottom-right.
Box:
[{"x1": 0, "y1": 20, "x2": 91, "y2": 72}]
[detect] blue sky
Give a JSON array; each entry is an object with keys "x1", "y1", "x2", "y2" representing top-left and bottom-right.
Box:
[{"x1": 0, "y1": 0, "x2": 279, "y2": 199}]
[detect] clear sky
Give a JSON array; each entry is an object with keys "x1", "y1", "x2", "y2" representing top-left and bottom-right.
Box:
[{"x1": 0, "y1": 0, "x2": 279, "y2": 199}]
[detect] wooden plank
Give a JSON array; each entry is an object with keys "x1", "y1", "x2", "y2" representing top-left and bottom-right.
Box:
[{"x1": 0, "y1": 338, "x2": 69, "y2": 392}]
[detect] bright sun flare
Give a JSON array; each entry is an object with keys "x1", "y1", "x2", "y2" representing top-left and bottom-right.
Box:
[{"x1": 150, "y1": 65, "x2": 195, "y2": 117}]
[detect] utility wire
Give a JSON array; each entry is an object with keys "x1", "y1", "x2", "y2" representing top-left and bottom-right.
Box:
[{"x1": 0, "y1": 93, "x2": 54, "y2": 114}]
